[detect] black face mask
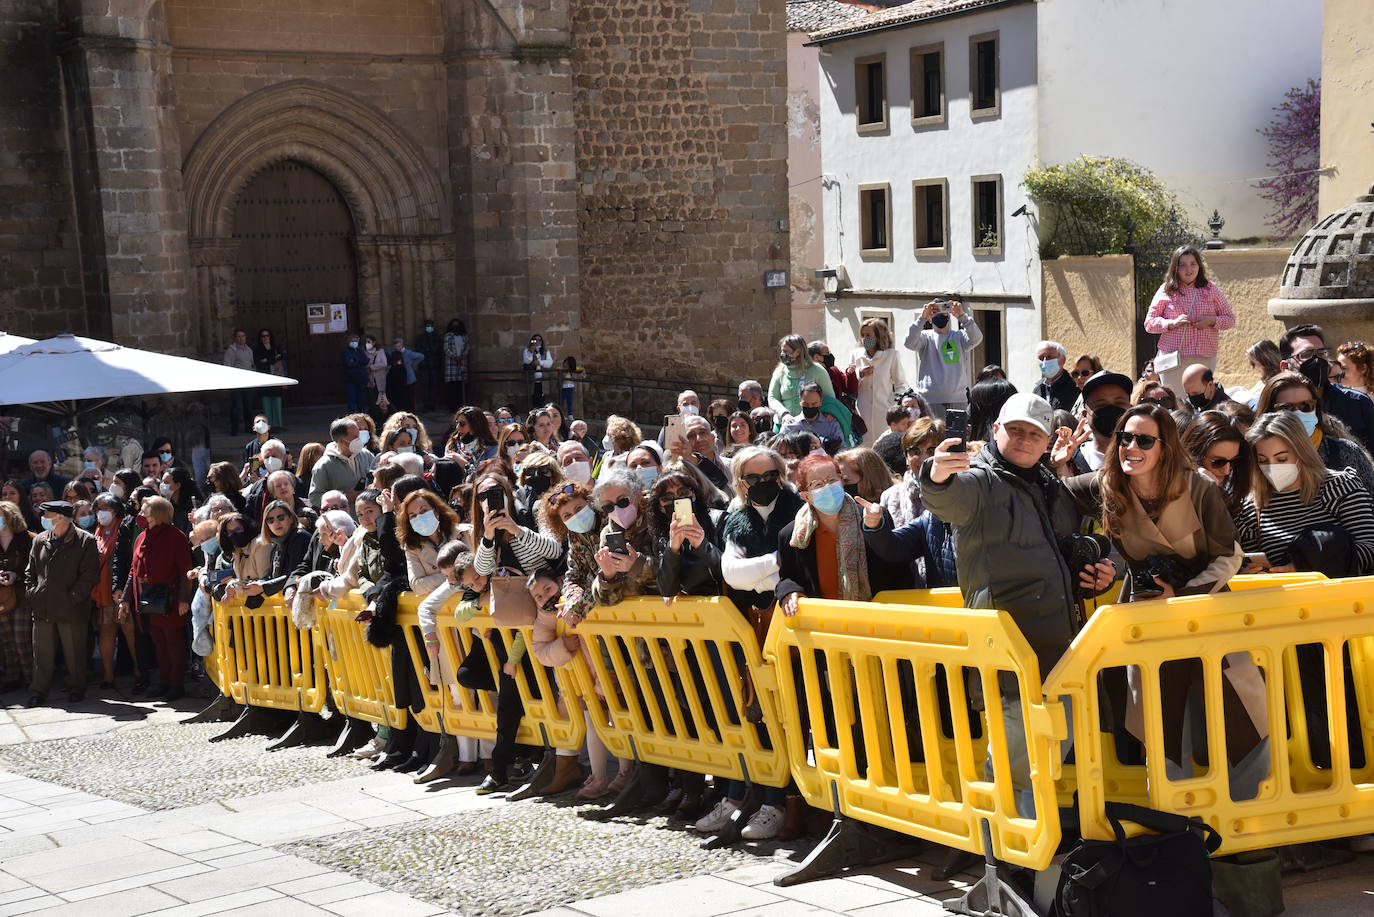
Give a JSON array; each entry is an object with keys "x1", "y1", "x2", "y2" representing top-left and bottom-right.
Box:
[
  {"x1": 747, "y1": 478, "x2": 781, "y2": 506},
  {"x1": 822, "y1": 353, "x2": 835, "y2": 369},
  {"x1": 932, "y1": 313, "x2": 950, "y2": 330},
  {"x1": 842, "y1": 482, "x2": 860, "y2": 497},
  {"x1": 1090, "y1": 404, "x2": 1126, "y2": 439},
  {"x1": 737, "y1": 399, "x2": 751, "y2": 413},
  {"x1": 1299, "y1": 355, "x2": 1330, "y2": 394},
  {"x1": 1187, "y1": 391, "x2": 1210, "y2": 409},
  {"x1": 713, "y1": 414, "x2": 728, "y2": 436},
  {"x1": 527, "y1": 472, "x2": 552, "y2": 494},
  {"x1": 227, "y1": 529, "x2": 251, "y2": 550},
  {"x1": 754, "y1": 416, "x2": 773, "y2": 434},
  {"x1": 801, "y1": 405, "x2": 820, "y2": 420}
]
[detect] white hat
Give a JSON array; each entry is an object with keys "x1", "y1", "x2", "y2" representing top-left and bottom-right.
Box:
[{"x1": 995, "y1": 392, "x2": 1055, "y2": 436}]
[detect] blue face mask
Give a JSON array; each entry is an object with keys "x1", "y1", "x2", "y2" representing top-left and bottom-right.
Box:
[
  {"x1": 809, "y1": 481, "x2": 845, "y2": 515},
  {"x1": 76, "y1": 515, "x2": 95, "y2": 529},
  {"x1": 201, "y1": 535, "x2": 219, "y2": 556},
  {"x1": 565, "y1": 505, "x2": 598, "y2": 534},
  {"x1": 410, "y1": 510, "x2": 439, "y2": 537},
  {"x1": 635, "y1": 465, "x2": 659, "y2": 488},
  {"x1": 1297, "y1": 409, "x2": 1319, "y2": 437},
  {"x1": 40, "y1": 517, "x2": 56, "y2": 532},
  {"x1": 349, "y1": 340, "x2": 359, "y2": 349},
  {"x1": 1038, "y1": 358, "x2": 1060, "y2": 379},
  {"x1": 159, "y1": 452, "x2": 173, "y2": 465}
]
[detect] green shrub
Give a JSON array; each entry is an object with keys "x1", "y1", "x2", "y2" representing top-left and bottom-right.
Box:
[{"x1": 1022, "y1": 156, "x2": 1182, "y2": 258}]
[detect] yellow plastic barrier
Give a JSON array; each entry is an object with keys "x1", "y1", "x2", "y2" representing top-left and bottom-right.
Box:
[
  {"x1": 1044, "y1": 575, "x2": 1374, "y2": 855},
  {"x1": 216, "y1": 595, "x2": 326, "y2": 713},
  {"x1": 766, "y1": 597, "x2": 1067, "y2": 870},
  {"x1": 396, "y1": 595, "x2": 585, "y2": 750},
  {"x1": 569, "y1": 596, "x2": 790, "y2": 786},
  {"x1": 314, "y1": 596, "x2": 408, "y2": 728}
]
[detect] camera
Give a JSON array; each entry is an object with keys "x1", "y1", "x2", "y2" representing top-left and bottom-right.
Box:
[
  {"x1": 1128, "y1": 554, "x2": 1190, "y2": 599},
  {"x1": 1058, "y1": 533, "x2": 1112, "y2": 599}
]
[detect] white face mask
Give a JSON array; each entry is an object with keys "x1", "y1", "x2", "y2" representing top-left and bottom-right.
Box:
[
  {"x1": 263, "y1": 456, "x2": 284, "y2": 473},
  {"x1": 348, "y1": 433, "x2": 368, "y2": 455},
  {"x1": 562, "y1": 461, "x2": 592, "y2": 485},
  {"x1": 1262, "y1": 462, "x2": 1300, "y2": 491},
  {"x1": 254, "y1": 420, "x2": 269, "y2": 435},
  {"x1": 159, "y1": 483, "x2": 173, "y2": 498},
  {"x1": 679, "y1": 404, "x2": 699, "y2": 416},
  {"x1": 96, "y1": 510, "x2": 114, "y2": 527},
  {"x1": 396, "y1": 445, "x2": 414, "y2": 454},
  {"x1": 109, "y1": 482, "x2": 125, "y2": 500}
]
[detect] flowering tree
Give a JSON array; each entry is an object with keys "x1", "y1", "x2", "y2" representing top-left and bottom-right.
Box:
[{"x1": 1256, "y1": 79, "x2": 1320, "y2": 239}]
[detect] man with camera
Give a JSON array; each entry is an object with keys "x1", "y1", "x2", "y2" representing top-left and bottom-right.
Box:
[
  {"x1": 919, "y1": 392, "x2": 1114, "y2": 815},
  {"x1": 903, "y1": 299, "x2": 981, "y2": 420}
]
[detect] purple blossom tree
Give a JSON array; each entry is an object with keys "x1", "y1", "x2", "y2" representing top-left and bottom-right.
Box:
[{"x1": 1256, "y1": 79, "x2": 1320, "y2": 239}]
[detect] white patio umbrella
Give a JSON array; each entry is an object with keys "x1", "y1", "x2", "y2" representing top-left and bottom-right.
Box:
[
  {"x1": 0, "y1": 332, "x2": 36, "y2": 355},
  {"x1": 0, "y1": 333, "x2": 297, "y2": 412}
]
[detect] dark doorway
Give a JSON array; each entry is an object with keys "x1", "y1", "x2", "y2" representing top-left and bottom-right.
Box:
[{"x1": 232, "y1": 160, "x2": 357, "y2": 405}]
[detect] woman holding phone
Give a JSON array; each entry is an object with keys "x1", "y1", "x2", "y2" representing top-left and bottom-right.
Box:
[
  {"x1": 1143, "y1": 245, "x2": 1235, "y2": 395},
  {"x1": 648, "y1": 468, "x2": 723, "y2": 597},
  {"x1": 472, "y1": 474, "x2": 561, "y2": 578},
  {"x1": 522, "y1": 334, "x2": 554, "y2": 409}
]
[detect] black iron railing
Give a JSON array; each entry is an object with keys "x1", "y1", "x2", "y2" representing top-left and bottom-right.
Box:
[{"x1": 466, "y1": 369, "x2": 741, "y2": 426}]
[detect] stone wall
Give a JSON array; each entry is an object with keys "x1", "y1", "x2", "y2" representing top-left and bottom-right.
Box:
[
  {"x1": 572, "y1": 0, "x2": 792, "y2": 417},
  {"x1": 0, "y1": 0, "x2": 87, "y2": 336},
  {"x1": 1040, "y1": 255, "x2": 1136, "y2": 376},
  {"x1": 1204, "y1": 247, "x2": 1290, "y2": 392},
  {"x1": 787, "y1": 31, "x2": 824, "y2": 341}
]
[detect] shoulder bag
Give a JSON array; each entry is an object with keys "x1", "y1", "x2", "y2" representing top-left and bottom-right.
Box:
[
  {"x1": 137, "y1": 581, "x2": 173, "y2": 616},
  {"x1": 488, "y1": 566, "x2": 537, "y2": 626}
]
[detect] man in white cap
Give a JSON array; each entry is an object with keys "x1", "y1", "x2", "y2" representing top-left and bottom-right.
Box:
[{"x1": 920, "y1": 392, "x2": 1114, "y2": 817}]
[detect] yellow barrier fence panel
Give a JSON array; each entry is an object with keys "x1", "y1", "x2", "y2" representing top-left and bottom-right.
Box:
[
  {"x1": 1044, "y1": 575, "x2": 1374, "y2": 855},
  {"x1": 314, "y1": 595, "x2": 407, "y2": 728},
  {"x1": 215, "y1": 595, "x2": 326, "y2": 713},
  {"x1": 567, "y1": 596, "x2": 790, "y2": 786},
  {"x1": 395, "y1": 595, "x2": 583, "y2": 749},
  {"x1": 204, "y1": 597, "x2": 231, "y2": 698},
  {"x1": 767, "y1": 598, "x2": 1067, "y2": 872}
]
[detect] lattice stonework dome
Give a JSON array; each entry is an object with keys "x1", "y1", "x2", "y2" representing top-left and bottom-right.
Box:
[{"x1": 1270, "y1": 183, "x2": 1374, "y2": 327}]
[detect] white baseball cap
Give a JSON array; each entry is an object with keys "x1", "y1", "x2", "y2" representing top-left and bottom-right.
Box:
[{"x1": 995, "y1": 392, "x2": 1055, "y2": 436}]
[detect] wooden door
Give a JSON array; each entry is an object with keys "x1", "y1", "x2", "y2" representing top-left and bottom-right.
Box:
[{"x1": 232, "y1": 160, "x2": 357, "y2": 405}]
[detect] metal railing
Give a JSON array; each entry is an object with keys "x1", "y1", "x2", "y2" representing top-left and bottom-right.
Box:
[{"x1": 466, "y1": 369, "x2": 740, "y2": 425}]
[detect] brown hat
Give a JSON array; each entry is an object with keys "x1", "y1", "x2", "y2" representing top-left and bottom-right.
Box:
[{"x1": 39, "y1": 501, "x2": 74, "y2": 517}]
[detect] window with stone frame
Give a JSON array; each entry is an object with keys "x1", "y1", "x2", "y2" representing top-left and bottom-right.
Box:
[
  {"x1": 909, "y1": 44, "x2": 945, "y2": 127},
  {"x1": 855, "y1": 54, "x2": 888, "y2": 132},
  {"x1": 969, "y1": 32, "x2": 1000, "y2": 118},
  {"x1": 858, "y1": 183, "x2": 892, "y2": 258},
  {"x1": 912, "y1": 179, "x2": 949, "y2": 257},
  {"x1": 971, "y1": 174, "x2": 1003, "y2": 255}
]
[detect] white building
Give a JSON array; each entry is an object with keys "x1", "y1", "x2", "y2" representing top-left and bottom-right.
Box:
[{"x1": 808, "y1": 0, "x2": 1322, "y2": 393}]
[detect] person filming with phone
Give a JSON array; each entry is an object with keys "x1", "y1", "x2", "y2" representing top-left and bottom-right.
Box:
[
  {"x1": 919, "y1": 392, "x2": 1114, "y2": 816},
  {"x1": 903, "y1": 298, "x2": 981, "y2": 421}
]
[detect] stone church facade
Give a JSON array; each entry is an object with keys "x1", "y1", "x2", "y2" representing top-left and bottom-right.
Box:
[{"x1": 1, "y1": 0, "x2": 791, "y2": 406}]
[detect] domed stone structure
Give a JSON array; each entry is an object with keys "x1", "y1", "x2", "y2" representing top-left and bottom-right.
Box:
[{"x1": 1269, "y1": 183, "x2": 1374, "y2": 346}]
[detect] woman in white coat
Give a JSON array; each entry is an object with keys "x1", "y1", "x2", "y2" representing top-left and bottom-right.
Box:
[{"x1": 847, "y1": 318, "x2": 904, "y2": 441}]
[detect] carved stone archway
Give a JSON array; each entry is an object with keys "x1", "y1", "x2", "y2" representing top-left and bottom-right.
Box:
[{"x1": 181, "y1": 80, "x2": 454, "y2": 355}]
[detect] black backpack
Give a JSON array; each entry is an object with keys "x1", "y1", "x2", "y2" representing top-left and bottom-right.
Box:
[{"x1": 1055, "y1": 802, "x2": 1222, "y2": 917}]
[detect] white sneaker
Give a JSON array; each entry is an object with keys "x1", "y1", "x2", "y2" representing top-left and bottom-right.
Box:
[
  {"x1": 741, "y1": 804, "x2": 784, "y2": 840},
  {"x1": 694, "y1": 799, "x2": 740, "y2": 833},
  {"x1": 349, "y1": 736, "x2": 385, "y2": 759}
]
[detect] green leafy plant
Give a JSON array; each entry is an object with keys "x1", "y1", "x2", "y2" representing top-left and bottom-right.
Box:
[
  {"x1": 977, "y1": 224, "x2": 999, "y2": 249},
  {"x1": 1022, "y1": 156, "x2": 1181, "y2": 258}
]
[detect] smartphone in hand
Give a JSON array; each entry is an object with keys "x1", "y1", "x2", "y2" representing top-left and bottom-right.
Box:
[
  {"x1": 605, "y1": 531, "x2": 629, "y2": 555},
  {"x1": 673, "y1": 498, "x2": 694, "y2": 527},
  {"x1": 945, "y1": 409, "x2": 968, "y2": 453},
  {"x1": 483, "y1": 488, "x2": 506, "y2": 516}
]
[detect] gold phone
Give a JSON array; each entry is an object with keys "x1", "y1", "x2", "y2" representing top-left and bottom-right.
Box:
[{"x1": 673, "y1": 498, "x2": 694, "y2": 527}]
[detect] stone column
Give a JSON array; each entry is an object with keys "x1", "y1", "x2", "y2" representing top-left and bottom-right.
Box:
[
  {"x1": 58, "y1": 0, "x2": 192, "y2": 352},
  {"x1": 188, "y1": 237, "x2": 240, "y2": 354}
]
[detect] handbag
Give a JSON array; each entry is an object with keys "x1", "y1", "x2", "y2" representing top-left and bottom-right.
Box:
[
  {"x1": 488, "y1": 567, "x2": 537, "y2": 626},
  {"x1": 1054, "y1": 801, "x2": 1222, "y2": 917},
  {"x1": 137, "y1": 582, "x2": 172, "y2": 616}
]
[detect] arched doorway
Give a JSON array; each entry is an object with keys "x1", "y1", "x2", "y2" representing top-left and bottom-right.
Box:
[{"x1": 231, "y1": 160, "x2": 358, "y2": 405}]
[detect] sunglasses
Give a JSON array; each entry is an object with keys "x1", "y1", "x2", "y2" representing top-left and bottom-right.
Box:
[
  {"x1": 1071, "y1": 370, "x2": 1094, "y2": 378},
  {"x1": 658, "y1": 489, "x2": 689, "y2": 505},
  {"x1": 598, "y1": 496, "x2": 632, "y2": 515},
  {"x1": 741, "y1": 471, "x2": 781, "y2": 488},
  {"x1": 1275, "y1": 400, "x2": 1318, "y2": 414},
  {"x1": 1207, "y1": 456, "x2": 1236, "y2": 469},
  {"x1": 265, "y1": 513, "x2": 291, "y2": 524},
  {"x1": 1114, "y1": 431, "x2": 1159, "y2": 450},
  {"x1": 905, "y1": 444, "x2": 937, "y2": 457}
]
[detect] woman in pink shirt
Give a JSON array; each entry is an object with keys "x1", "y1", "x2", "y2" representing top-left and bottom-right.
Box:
[{"x1": 1143, "y1": 245, "x2": 1235, "y2": 395}]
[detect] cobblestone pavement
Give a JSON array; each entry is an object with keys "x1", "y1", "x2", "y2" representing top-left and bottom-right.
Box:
[{"x1": 0, "y1": 694, "x2": 1367, "y2": 916}]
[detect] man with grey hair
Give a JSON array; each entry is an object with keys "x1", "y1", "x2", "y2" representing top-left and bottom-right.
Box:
[
  {"x1": 23, "y1": 450, "x2": 70, "y2": 494},
  {"x1": 309, "y1": 417, "x2": 376, "y2": 507},
  {"x1": 737, "y1": 380, "x2": 764, "y2": 413},
  {"x1": 1033, "y1": 339, "x2": 1078, "y2": 412},
  {"x1": 319, "y1": 490, "x2": 349, "y2": 513}
]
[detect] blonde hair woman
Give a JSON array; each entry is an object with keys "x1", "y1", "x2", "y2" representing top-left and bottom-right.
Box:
[{"x1": 847, "y1": 319, "x2": 904, "y2": 438}]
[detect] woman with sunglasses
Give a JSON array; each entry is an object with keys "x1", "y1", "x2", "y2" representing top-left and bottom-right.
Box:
[
  {"x1": 228, "y1": 499, "x2": 311, "y2": 608},
  {"x1": 1181, "y1": 411, "x2": 1253, "y2": 517},
  {"x1": 879, "y1": 417, "x2": 944, "y2": 529},
  {"x1": 1064, "y1": 405, "x2": 1241, "y2": 601},
  {"x1": 1063, "y1": 405, "x2": 1270, "y2": 796},
  {"x1": 587, "y1": 469, "x2": 657, "y2": 606},
  {"x1": 1256, "y1": 371, "x2": 1374, "y2": 497},
  {"x1": 648, "y1": 467, "x2": 724, "y2": 597}
]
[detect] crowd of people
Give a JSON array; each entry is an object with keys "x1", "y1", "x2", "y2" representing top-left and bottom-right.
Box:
[{"x1": 2, "y1": 245, "x2": 1373, "y2": 858}]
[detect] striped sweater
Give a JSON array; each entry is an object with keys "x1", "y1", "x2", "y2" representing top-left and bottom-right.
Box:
[{"x1": 1235, "y1": 469, "x2": 1374, "y2": 573}]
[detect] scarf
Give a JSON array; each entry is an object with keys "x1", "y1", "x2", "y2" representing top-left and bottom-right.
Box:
[{"x1": 789, "y1": 494, "x2": 871, "y2": 601}]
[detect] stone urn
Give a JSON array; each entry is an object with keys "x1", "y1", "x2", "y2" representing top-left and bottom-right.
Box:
[{"x1": 1268, "y1": 183, "x2": 1374, "y2": 348}]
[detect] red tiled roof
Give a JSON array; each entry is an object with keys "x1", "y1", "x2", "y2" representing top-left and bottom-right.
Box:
[{"x1": 807, "y1": 0, "x2": 1019, "y2": 43}]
